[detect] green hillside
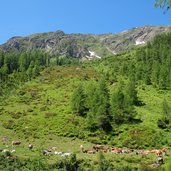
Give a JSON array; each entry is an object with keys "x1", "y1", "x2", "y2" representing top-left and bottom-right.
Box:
[{"x1": 0, "y1": 33, "x2": 171, "y2": 170}]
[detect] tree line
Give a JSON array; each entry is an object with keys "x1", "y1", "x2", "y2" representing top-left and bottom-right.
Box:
[
  {"x1": 0, "y1": 50, "x2": 81, "y2": 98},
  {"x1": 0, "y1": 50, "x2": 80, "y2": 81},
  {"x1": 134, "y1": 33, "x2": 171, "y2": 90},
  {"x1": 0, "y1": 50, "x2": 49, "y2": 81},
  {"x1": 100, "y1": 33, "x2": 171, "y2": 90}
]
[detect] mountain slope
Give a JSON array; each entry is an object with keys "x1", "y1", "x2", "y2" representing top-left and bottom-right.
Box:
[
  {"x1": 1, "y1": 27, "x2": 171, "y2": 170},
  {"x1": 1, "y1": 25, "x2": 171, "y2": 58}
]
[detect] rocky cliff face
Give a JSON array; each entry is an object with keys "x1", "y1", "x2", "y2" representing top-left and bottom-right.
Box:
[
  {"x1": 98, "y1": 25, "x2": 171, "y2": 54},
  {"x1": 1, "y1": 25, "x2": 171, "y2": 58}
]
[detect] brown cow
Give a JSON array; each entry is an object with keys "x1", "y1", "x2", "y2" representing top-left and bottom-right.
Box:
[
  {"x1": 111, "y1": 147, "x2": 122, "y2": 154},
  {"x1": 150, "y1": 149, "x2": 163, "y2": 156},
  {"x1": 162, "y1": 147, "x2": 168, "y2": 156},
  {"x1": 141, "y1": 150, "x2": 151, "y2": 155},
  {"x1": 12, "y1": 141, "x2": 21, "y2": 146},
  {"x1": 93, "y1": 145, "x2": 104, "y2": 152}
]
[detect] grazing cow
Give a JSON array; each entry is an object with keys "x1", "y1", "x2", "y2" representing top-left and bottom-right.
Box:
[
  {"x1": 12, "y1": 141, "x2": 21, "y2": 146},
  {"x1": 54, "y1": 151, "x2": 63, "y2": 155},
  {"x1": 141, "y1": 150, "x2": 151, "y2": 155},
  {"x1": 80, "y1": 145, "x2": 84, "y2": 153},
  {"x1": 11, "y1": 149, "x2": 16, "y2": 153},
  {"x1": 52, "y1": 147, "x2": 57, "y2": 151},
  {"x1": 162, "y1": 147, "x2": 168, "y2": 156},
  {"x1": 157, "y1": 155, "x2": 164, "y2": 165},
  {"x1": 93, "y1": 145, "x2": 104, "y2": 152},
  {"x1": 111, "y1": 147, "x2": 122, "y2": 154},
  {"x1": 87, "y1": 150, "x2": 96, "y2": 154},
  {"x1": 121, "y1": 148, "x2": 130, "y2": 154},
  {"x1": 61, "y1": 152, "x2": 72, "y2": 157},
  {"x1": 151, "y1": 147, "x2": 168, "y2": 156},
  {"x1": 2, "y1": 149, "x2": 9, "y2": 153},
  {"x1": 42, "y1": 150, "x2": 51, "y2": 156},
  {"x1": 150, "y1": 149, "x2": 163, "y2": 156},
  {"x1": 102, "y1": 148, "x2": 110, "y2": 153},
  {"x1": 28, "y1": 144, "x2": 33, "y2": 150}
]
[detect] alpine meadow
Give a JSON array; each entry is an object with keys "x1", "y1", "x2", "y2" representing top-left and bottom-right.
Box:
[{"x1": 0, "y1": 0, "x2": 171, "y2": 171}]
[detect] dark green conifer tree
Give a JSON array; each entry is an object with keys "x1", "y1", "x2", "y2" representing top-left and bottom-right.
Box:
[
  {"x1": 111, "y1": 80, "x2": 137, "y2": 124},
  {"x1": 126, "y1": 76, "x2": 139, "y2": 105},
  {"x1": 27, "y1": 61, "x2": 34, "y2": 80},
  {"x1": 86, "y1": 79, "x2": 111, "y2": 131},
  {"x1": 71, "y1": 84, "x2": 86, "y2": 116},
  {"x1": 158, "y1": 98, "x2": 171, "y2": 129}
]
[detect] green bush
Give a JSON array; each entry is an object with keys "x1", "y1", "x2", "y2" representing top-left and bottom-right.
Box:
[
  {"x1": 53, "y1": 153, "x2": 79, "y2": 171},
  {"x1": 44, "y1": 112, "x2": 56, "y2": 118},
  {"x1": 123, "y1": 127, "x2": 165, "y2": 149},
  {"x1": 10, "y1": 112, "x2": 22, "y2": 119},
  {"x1": 2, "y1": 120, "x2": 15, "y2": 129}
]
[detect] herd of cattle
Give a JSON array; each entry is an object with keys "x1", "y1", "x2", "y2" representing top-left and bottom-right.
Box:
[
  {"x1": 0, "y1": 149, "x2": 72, "y2": 157},
  {"x1": 0, "y1": 141, "x2": 33, "y2": 154},
  {"x1": 0, "y1": 140, "x2": 72, "y2": 157},
  {"x1": 0, "y1": 140, "x2": 169, "y2": 160},
  {"x1": 80, "y1": 144, "x2": 168, "y2": 157},
  {"x1": 80, "y1": 144, "x2": 168, "y2": 166}
]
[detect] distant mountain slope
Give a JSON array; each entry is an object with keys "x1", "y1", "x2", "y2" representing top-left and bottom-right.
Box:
[{"x1": 1, "y1": 25, "x2": 171, "y2": 58}]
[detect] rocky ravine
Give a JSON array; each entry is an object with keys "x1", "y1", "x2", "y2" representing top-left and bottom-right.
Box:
[{"x1": 1, "y1": 25, "x2": 171, "y2": 59}]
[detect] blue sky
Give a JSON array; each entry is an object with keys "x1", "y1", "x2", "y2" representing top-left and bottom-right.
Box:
[{"x1": 0, "y1": 0, "x2": 170, "y2": 44}]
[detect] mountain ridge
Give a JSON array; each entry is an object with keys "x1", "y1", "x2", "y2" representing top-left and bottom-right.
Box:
[{"x1": 1, "y1": 25, "x2": 171, "y2": 58}]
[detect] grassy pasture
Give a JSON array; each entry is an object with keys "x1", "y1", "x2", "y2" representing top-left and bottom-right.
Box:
[{"x1": 0, "y1": 64, "x2": 171, "y2": 170}]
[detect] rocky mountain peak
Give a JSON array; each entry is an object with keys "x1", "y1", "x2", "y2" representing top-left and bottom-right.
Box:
[{"x1": 1, "y1": 25, "x2": 171, "y2": 58}]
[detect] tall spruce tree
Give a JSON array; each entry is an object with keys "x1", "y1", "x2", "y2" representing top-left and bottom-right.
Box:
[
  {"x1": 27, "y1": 61, "x2": 34, "y2": 80},
  {"x1": 162, "y1": 98, "x2": 171, "y2": 120},
  {"x1": 111, "y1": 80, "x2": 137, "y2": 124},
  {"x1": 158, "y1": 98, "x2": 171, "y2": 129},
  {"x1": 86, "y1": 79, "x2": 111, "y2": 131},
  {"x1": 71, "y1": 84, "x2": 86, "y2": 116},
  {"x1": 111, "y1": 86, "x2": 125, "y2": 124},
  {"x1": 159, "y1": 66, "x2": 169, "y2": 89},
  {"x1": 0, "y1": 63, "x2": 9, "y2": 78},
  {"x1": 126, "y1": 77, "x2": 139, "y2": 105},
  {"x1": 96, "y1": 79, "x2": 111, "y2": 131}
]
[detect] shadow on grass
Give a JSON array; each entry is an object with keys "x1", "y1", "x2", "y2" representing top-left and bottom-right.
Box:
[
  {"x1": 135, "y1": 100, "x2": 145, "y2": 107},
  {"x1": 130, "y1": 118, "x2": 143, "y2": 124}
]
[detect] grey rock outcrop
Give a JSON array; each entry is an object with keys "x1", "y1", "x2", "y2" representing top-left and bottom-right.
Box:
[{"x1": 1, "y1": 25, "x2": 171, "y2": 58}]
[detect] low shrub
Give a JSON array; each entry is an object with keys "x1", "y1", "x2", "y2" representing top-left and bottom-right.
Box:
[
  {"x1": 44, "y1": 112, "x2": 56, "y2": 118},
  {"x1": 2, "y1": 120, "x2": 15, "y2": 129}
]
